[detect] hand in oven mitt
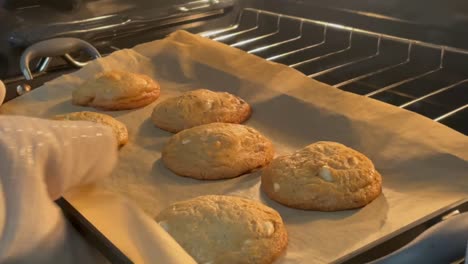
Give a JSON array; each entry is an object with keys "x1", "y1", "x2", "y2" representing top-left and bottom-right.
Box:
[{"x1": 0, "y1": 115, "x2": 196, "y2": 264}]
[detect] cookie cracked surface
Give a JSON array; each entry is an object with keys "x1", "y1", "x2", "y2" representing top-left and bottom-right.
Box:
[
  {"x1": 72, "y1": 71, "x2": 160, "y2": 110},
  {"x1": 155, "y1": 195, "x2": 288, "y2": 264},
  {"x1": 261, "y1": 141, "x2": 382, "y2": 211},
  {"x1": 151, "y1": 89, "x2": 251, "y2": 133},
  {"x1": 162, "y1": 123, "x2": 274, "y2": 180}
]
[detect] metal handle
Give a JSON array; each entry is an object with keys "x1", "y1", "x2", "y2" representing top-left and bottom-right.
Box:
[{"x1": 20, "y1": 38, "x2": 101, "y2": 80}]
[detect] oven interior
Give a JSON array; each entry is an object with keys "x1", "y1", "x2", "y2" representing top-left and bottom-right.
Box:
[
  {"x1": 0, "y1": 1, "x2": 467, "y2": 263},
  {"x1": 1, "y1": 0, "x2": 467, "y2": 135}
]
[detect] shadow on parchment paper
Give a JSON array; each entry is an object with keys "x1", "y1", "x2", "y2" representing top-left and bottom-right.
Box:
[
  {"x1": 259, "y1": 190, "x2": 389, "y2": 253},
  {"x1": 151, "y1": 159, "x2": 269, "y2": 201},
  {"x1": 259, "y1": 190, "x2": 389, "y2": 224},
  {"x1": 191, "y1": 63, "x2": 242, "y2": 95},
  {"x1": 45, "y1": 99, "x2": 80, "y2": 117},
  {"x1": 151, "y1": 158, "x2": 228, "y2": 196},
  {"x1": 46, "y1": 99, "x2": 132, "y2": 117},
  {"x1": 151, "y1": 52, "x2": 192, "y2": 83},
  {"x1": 152, "y1": 56, "x2": 243, "y2": 95},
  {"x1": 377, "y1": 151, "x2": 468, "y2": 194},
  {"x1": 136, "y1": 118, "x2": 172, "y2": 151},
  {"x1": 221, "y1": 170, "x2": 263, "y2": 199},
  {"x1": 248, "y1": 93, "x2": 360, "y2": 150}
]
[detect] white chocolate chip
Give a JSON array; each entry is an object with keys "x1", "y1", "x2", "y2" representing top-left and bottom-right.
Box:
[
  {"x1": 348, "y1": 157, "x2": 359, "y2": 166},
  {"x1": 319, "y1": 165, "x2": 333, "y2": 182},
  {"x1": 273, "y1": 183, "x2": 280, "y2": 192},
  {"x1": 182, "y1": 139, "x2": 191, "y2": 144},
  {"x1": 263, "y1": 221, "x2": 275, "y2": 236},
  {"x1": 203, "y1": 99, "x2": 214, "y2": 110},
  {"x1": 102, "y1": 89, "x2": 116, "y2": 100},
  {"x1": 158, "y1": 221, "x2": 169, "y2": 232},
  {"x1": 241, "y1": 239, "x2": 252, "y2": 250}
]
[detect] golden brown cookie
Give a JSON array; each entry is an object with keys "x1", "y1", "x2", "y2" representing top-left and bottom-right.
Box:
[
  {"x1": 162, "y1": 123, "x2": 274, "y2": 180},
  {"x1": 261, "y1": 141, "x2": 382, "y2": 211},
  {"x1": 156, "y1": 195, "x2": 288, "y2": 264},
  {"x1": 72, "y1": 70, "x2": 160, "y2": 110},
  {"x1": 151, "y1": 89, "x2": 252, "y2": 133},
  {"x1": 54, "y1": 111, "x2": 128, "y2": 147}
]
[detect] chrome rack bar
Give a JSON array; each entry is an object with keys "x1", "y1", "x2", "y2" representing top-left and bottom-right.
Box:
[
  {"x1": 199, "y1": 9, "x2": 246, "y2": 38},
  {"x1": 201, "y1": 24, "x2": 239, "y2": 38},
  {"x1": 365, "y1": 48, "x2": 445, "y2": 97},
  {"x1": 230, "y1": 15, "x2": 282, "y2": 48},
  {"x1": 266, "y1": 25, "x2": 327, "y2": 61},
  {"x1": 399, "y1": 79, "x2": 468, "y2": 108},
  {"x1": 212, "y1": 11, "x2": 260, "y2": 41},
  {"x1": 434, "y1": 104, "x2": 468, "y2": 121},
  {"x1": 200, "y1": 8, "x2": 468, "y2": 126},
  {"x1": 243, "y1": 8, "x2": 468, "y2": 56},
  {"x1": 289, "y1": 30, "x2": 353, "y2": 68},
  {"x1": 334, "y1": 43, "x2": 413, "y2": 88},
  {"x1": 308, "y1": 36, "x2": 381, "y2": 78},
  {"x1": 247, "y1": 20, "x2": 304, "y2": 54}
]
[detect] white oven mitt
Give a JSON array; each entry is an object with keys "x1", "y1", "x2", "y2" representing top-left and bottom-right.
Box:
[{"x1": 0, "y1": 114, "x2": 196, "y2": 264}]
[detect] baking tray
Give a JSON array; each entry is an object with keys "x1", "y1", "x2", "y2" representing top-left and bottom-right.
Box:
[
  {"x1": 2, "y1": 31, "x2": 467, "y2": 263},
  {"x1": 57, "y1": 197, "x2": 468, "y2": 263},
  {"x1": 55, "y1": 198, "x2": 133, "y2": 264}
]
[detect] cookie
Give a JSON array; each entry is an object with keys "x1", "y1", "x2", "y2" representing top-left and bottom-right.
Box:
[
  {"x1": 261, "y1": 141, "x2": 382, "y2": 211},
  {"x1": 151, "y1": 89, "x2": 252, "y2": 133},
  {"x1": 54, "y1": 111, "x2": 128, "y2": 147},
  {"x1": 162, "y1": 123, "x2": 274, "y2": 180},
  {"x1": 72, "y1": 70, "x2": 160, "y2": 110},
  {"x1": 155, "y1": 195, "x2": 288, "y2": 264}
]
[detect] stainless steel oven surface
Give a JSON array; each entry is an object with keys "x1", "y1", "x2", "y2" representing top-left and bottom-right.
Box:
[{"x1": 0, "y1": 0, "x2": 467, "y2": 263}]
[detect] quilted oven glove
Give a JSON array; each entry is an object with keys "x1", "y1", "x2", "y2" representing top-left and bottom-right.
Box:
[
  {"x1": 0, "y1": 81, "x2": 195, "y2": 264},
  {"x1": 0, "y1": 82, "x2": 110, "y2": 264},
  {"x1": 0, "y1": 115, "x2": 117, "y2": 263},
  {"x1": 0, "y1": 114, "x2": 197, "y2": 264}
]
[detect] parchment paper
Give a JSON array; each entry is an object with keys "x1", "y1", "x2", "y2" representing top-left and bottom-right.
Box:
[{"x1": 1, "y1": 30, "x2": 467, "y2": 263}]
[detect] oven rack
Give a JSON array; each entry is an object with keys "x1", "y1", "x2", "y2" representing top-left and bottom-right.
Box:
[{"x1": 199, "y1": 8, "x2": 468, "y2": 131}]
